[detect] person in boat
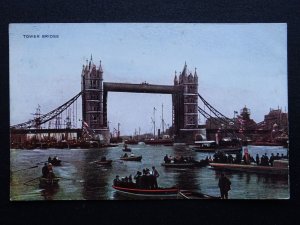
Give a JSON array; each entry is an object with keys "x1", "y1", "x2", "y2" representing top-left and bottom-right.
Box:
[
  {"x1": 134, "y1": 171, "x2": 142, "y2": 188},
  {"x1": 100, "y1": 156, "x2": 106, "y2": 162},
  {"x1": 48, "y1": 156, "x2": 52, "y2": 163},
  {"x1": 269, "y1": 153, "x2": 275, "y2": 167},
  {"x1": 42, "y1": 163, "x2": 49, "y2": 178},
  {"x1": 123, "y1": 153, "x2": 128, "y2": 158},
  {"x1": 152, "y1": 166, "x2": 160, "y2": 189},
  {"x1": 113, "y1": 175, "x2": 121, "y2": 186},
  {"x1": 164, "y1": 154, "x2": 171, "y2": 163},
  {"x1": 228, "y1": 154, "x2": 233, "y2": 164},
  {"x1": 124, "y1": 144, "x2": 128, "y2": 150},
  {"x1": 47, "y1": 163, "x2": 55, "y2": 179},
  {"x1": 275, "y1": 153, "x2": 280, "y2": 160},
  {"x1": 256, "y1": 154, "x2": 260, "y2": 165},
  {"x1": 218, "y1": 173, "x2": 231, "y2": 199},
  {"x1": 130, "y1": 153, "x2": 135, "y2": 157}
]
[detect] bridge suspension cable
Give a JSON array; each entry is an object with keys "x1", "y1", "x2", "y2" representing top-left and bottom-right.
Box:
[
  {"x1": 198, "y1": 93, "x2": 235, "y2": 125},
  {"x1": 11, "y1": 92, "x2": 82, "y2": 129}
]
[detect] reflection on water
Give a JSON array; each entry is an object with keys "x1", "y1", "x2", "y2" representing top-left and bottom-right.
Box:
[{"x1": 10, "y1": 145, "x2": 289, "y2": 200}]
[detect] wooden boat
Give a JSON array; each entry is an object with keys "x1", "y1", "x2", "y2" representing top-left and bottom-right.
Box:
[
  {"x1": 178, "y1": 190, "x2": 220, "y2": 199},
  {"x1": 120, "y1": 155, "x2": 142, "y2": 161},
  {"x1": 94, "y1": 160, "x2": 113, "y2": 166},
  {"x1": 191, "y1": 141, "x2": 242, "y2": 154},
  {"x1": 143, "y1": 138, "x2": 174, "y2": 145},
  {"x1": 161, "y1": 160, "x2": 209, "y2": 168},
  {"x1": 48, "y1": 159, "x2": 62, "y2": 166},
  {"x1": 112, "y1": 185, "x2": 179, "y2": 199},
  {"x1": 39, "y1": 177, "x2": 60, "y2": 187},
  {"x1": 209, "y1": 159, "x2": 289, "y2": 175}
]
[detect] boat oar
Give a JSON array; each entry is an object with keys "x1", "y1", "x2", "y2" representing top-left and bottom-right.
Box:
[
  {"x1": 56, "y1": 176, "x2": 79, "y2": 182},
  {"x1": 12, "y1": 165, "x2": 39, "y2": 173},
  {"x1": 23, "y1": 176, "x2": 40, "y2": 185}
]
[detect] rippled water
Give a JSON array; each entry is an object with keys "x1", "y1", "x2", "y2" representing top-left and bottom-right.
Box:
[{"x1": 10, "y1": 144, "x2": 289, "y2": 200}]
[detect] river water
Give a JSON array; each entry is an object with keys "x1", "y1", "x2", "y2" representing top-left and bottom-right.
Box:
[{"x1": 10, "y1": 144, "x2": 289, "y2": 200}]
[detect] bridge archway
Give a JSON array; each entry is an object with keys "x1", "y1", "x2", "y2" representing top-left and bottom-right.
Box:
[{"x1": 103, "y1": 82, "x2": 184, "y2": 138}]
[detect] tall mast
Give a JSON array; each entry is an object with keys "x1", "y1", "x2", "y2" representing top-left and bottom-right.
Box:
[
  {"x1": 153, "y1": 107, "x2": 156, "y2": 138},
  {"x1": 162, "y1": 103, "x2": 164, "y2": 134}
]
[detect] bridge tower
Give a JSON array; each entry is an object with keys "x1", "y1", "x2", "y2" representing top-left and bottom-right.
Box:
[
  {"x1": 81, "y1": 56, "x2": 110, "y2": 144},
  {"x1": 173, "y1": 62, "x2": 200, "y2": 143}
]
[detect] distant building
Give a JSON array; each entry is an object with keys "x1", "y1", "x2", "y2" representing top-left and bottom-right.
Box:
[{"x1": 263, "y1": 108, "x2": 288, "y2": 131}]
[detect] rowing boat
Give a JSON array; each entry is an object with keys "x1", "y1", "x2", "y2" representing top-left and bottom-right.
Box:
[
  {"x1": 161, "y1": 160, "x2": 209, "y2": 168},
  {"x1": 95, "y1": 160, "x2": 113, "y2": 166},
  {"x1": 120, "y1": 155, "x2": 142, "y2": 161},
  {"x1": 112, "y1": 185, "x2": 179, "y2": 199},
  {"x1": 209, "y1": 159, "x2": 289, "y2": 175},
  {"x1": 39, "y1": 177, "x2": 60, "y2": 187}
]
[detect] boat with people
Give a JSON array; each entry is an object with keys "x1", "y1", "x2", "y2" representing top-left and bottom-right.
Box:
[
  {"x1": 120, "y1": 155, "x2": 142, "y2": 161},
  {"x1": 162, "y1": 154, "x2": 209, "y2": 168},
  {"x1": 48, "y1": 156, "x2": 62, "y2": 166},
  {"x1": 161, "y1": 159, "x2": 209, "y2": 168},
  {"x1": 112, "y1": 185, "x2": 179, "y2": 199},
  {"x1": 190, "y1": 140, "x2": 242, "y2": 154},
  {"x1": 94, "y1": 156, "x2": 113, "y2": 166},
  {"x1": 209, "y1": 159, "x2": 289, "y2": 175}
]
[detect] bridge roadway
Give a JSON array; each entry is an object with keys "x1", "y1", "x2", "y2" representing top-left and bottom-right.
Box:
[
  {"x1": 10, "y1": 128, "x2": 82, "y2": 135},
  {"x1": 103, "y1": 82, "x2": 182, "y2": 94}
]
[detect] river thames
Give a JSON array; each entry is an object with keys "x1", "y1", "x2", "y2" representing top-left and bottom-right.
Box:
[{"x1": 10, "y1": 144, "x2": 289, "y2": 200}]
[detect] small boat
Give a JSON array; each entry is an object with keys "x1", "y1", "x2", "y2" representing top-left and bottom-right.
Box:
[
  {"x1": 209, "y1": 159, "x2": 289, "y2": 175},
  {"x1": 178, "y1": 190, "x2": 220, "y2": 199},
  {"x1": 95, "y1": 160, "x2": 113, "y2": 166},
  {"x1": 144, "y1": 138, "x2": 174, "y2": 145},
  {"x1": 120, "y1": 155, "x2": 142, "y2": 161},
  {"x1": 112, "y1": 185, "x2": 179, "y2": 199},
  {"x1": 161, "y1": 162, "x2": 195, "y2": 168},
  {"x1": 161, "y1": 159, "x2": 209, "y2": 168},
  {"x1": 191, "y1": 141, "x2": 242, "y2": 154},
  {"x1": 39, "y1": 177, "x2": 60, "y2": 187},
  {"x1": 48, "y1": 159, "x2": 62, "y2": 166}
]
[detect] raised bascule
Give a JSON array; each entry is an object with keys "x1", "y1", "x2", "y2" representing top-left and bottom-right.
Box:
[{"x1": 81, "y1": 58, "x2": 201, "y2": 144}]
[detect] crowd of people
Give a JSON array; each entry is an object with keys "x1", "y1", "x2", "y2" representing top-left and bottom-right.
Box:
[
  {"x1": 113, "y1": 166, "x2": 160, "y2": 189},
  {"x1": 213, "y1": 151, "x2": 288, "y2": 167},
  {"x1": 163, "y1": 154, "x2": 197, "y2": 164}
]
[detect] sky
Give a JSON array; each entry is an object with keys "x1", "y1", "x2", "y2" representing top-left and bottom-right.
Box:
[{"x1": 9, "y1": 23, "x2": 287, "y2": 136}]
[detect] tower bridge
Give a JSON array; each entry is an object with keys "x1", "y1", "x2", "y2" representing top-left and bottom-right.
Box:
[{"x1": 11, "y1": 56, "x2": 283, "y2": 148}]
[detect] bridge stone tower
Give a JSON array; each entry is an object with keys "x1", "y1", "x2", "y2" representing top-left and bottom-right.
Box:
[
  {"x1": 173, "y1": 62, "x2": 200, "y2": 143},
  {"x1": 81, "y1": 56, "x2": 110, "y2": 144}
]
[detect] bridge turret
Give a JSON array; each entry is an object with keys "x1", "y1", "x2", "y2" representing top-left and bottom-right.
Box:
[
  {"x1": 174, "y1": 71, "x2": 178, "y2": 85},
  {"x1": 194, "y1": 68, "x2": 198, "y2": 83}
]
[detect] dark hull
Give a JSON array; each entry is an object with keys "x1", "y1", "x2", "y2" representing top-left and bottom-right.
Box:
[
  {"x1": 95, "y1": 160, "x2": 112, "y2": 166},
  {"x1": 49, "y1": 159, "x2": 62, "y2": 166},
  {"x1": 112, "y1": 185, "x2": 179, "y2": 199},
  {"x1": 161, "y1": 161, "x2": 208, "y2": 168},
  {"x1": 120, "y1": 156, "x2": 142, "y2": 161},
  {"x1": 39, "y1": 177, "x2": 60, "y2": 187},
  {"x1": 144, "y1": 139, "x2": 174, "y2": 145},
  {"x1": 209, "y1": 162, "x2": 289, "y2": 175},
  {"x1": 161, "y1": 163, "x2": 195, "y2": 168},
  {"x1": 193, "y1": 146, "x2": 242, "y2": 154}
]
